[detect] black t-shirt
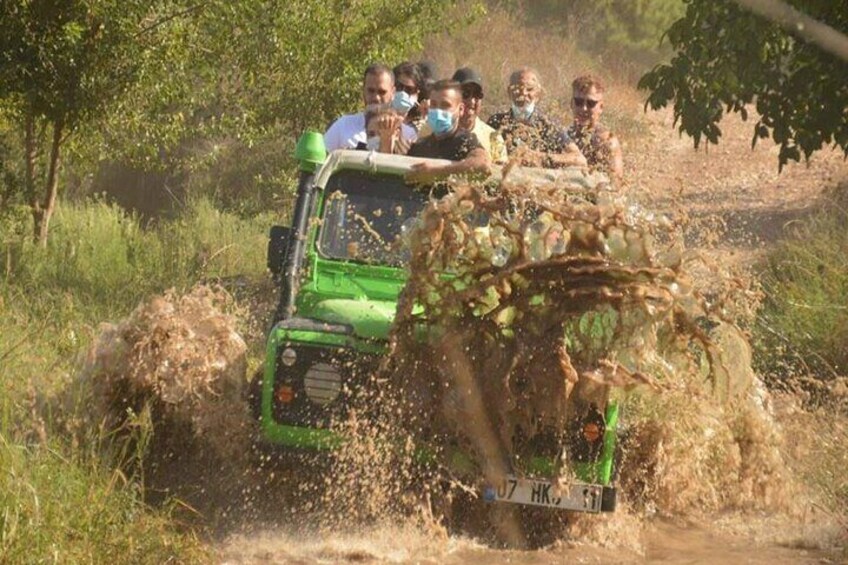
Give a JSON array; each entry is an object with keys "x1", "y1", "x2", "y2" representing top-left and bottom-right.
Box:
[
  {"x1": 407, "y1": 130, "x2": 483, "y2": 161},
  {"x1": 487, "y1": 110, "x2": 570, "y2": 155}
]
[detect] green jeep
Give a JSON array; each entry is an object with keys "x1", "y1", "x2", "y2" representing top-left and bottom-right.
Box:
[{"x1": 256, "y1": 133, "x2": 619, "y2": 516}]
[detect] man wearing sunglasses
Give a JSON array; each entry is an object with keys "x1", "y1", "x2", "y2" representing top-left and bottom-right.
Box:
[
  {"x1": 324, "y1": 63, "x2": 417, "y2": 152},
  {"x1": 452, "y1": 67, "x2": 507, "y2": 164},
  {"x1": 392, "y1": 61, "x2": 423, "y2": 127},
  {"x1": 567, "y1": 75, "x2": 623, "y2": 179},
  {"x1": 488, "y1": 68, "x2": 586, "y2": 169}
]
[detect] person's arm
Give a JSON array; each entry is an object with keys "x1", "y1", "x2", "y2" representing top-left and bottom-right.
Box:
[
  {"x1": 491, "y1": 131, "x2": 508, "y2": 164},
  {"x1": 374, "y1": 113, "x2": 404, "y2": 153},
  {"x1": 606, "y1": 135, "x2": 624, "y2": 180},
  {"x1": 546, "y1": 141, "x2": 588, "y2": 168},
  {"x1": 405, "y1": 147, "x2": 491, "y2": 184},
  {"x1": 323, "y1": 118, "x2": 343, "y2": 152}
]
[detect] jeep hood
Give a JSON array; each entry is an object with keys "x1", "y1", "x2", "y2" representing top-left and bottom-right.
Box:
[{"x1": 309, "y1": 298, "x2": 396, "y2": 341}]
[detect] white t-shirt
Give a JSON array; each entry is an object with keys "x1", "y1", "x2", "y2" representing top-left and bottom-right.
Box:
[{"x1": 324, "y1": 112, "x2": 417, "y2": 151}]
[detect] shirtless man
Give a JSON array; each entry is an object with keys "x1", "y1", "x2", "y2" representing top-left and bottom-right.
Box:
[
  {"x1": 488, "y1": 68, "x2": 586, "y2": 168},
  {"x1": 567, "y1": 75, "x2": 623, "y2": 179}
]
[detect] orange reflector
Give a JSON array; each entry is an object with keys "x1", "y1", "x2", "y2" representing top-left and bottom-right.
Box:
[
  {"x1": 582, "y1": 422, "x2": 602, "y2": 443},
  {"x1": 276, "y1": 385, "x2": 294, "y2": 404}
]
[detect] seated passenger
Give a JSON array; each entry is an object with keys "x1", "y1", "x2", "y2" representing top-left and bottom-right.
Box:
[
  {"x1": 487, "y1": 68, "x2": 586, "y2": 168},
  {"x1": 416, "y1": 68, "x2": 507, "y2": 164},
  {"x1": 324, "y1": 63, "x2": 417, "y2": 151},
  {"x1": 405, "y1": 80, "x2": 491, "y2": 184},
  {"x1": 567, "y1": 75, "x2": 623, "y2": 179},
  {"x1": 355, "y1": 105, "x2": 406, "y2": 154}
]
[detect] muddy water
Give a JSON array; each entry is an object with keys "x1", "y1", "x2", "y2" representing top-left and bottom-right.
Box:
[
  {"x1": 82, "y1": 170, "x2": 847, "y2": 562},
  {"x1": 218, "y1": 518, "x2": 840, "y2": 564}
]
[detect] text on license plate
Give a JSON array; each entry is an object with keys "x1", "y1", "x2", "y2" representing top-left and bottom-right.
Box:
[{"x1": 483, "y1": 476, "x2": 603, "y2": 512}]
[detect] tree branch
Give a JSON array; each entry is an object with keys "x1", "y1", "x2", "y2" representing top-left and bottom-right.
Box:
[
  {"x1": 734, "y1": 0, "x2": 848, "y2": 62},
  {"x1": 134, "y1": 2, "x2": 206, "y2": 38}
]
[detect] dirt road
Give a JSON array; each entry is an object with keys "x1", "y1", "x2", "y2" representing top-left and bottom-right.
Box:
[{"x1": 628, "y1": 108, "x2": 847, "y2": 263}]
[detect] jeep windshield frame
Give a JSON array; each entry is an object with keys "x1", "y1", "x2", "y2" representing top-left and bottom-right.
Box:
[{"x1": 317, "y1": 169, "x2": 428, "y2": 268}]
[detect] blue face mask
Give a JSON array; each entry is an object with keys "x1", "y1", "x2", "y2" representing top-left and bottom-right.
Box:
[
  {"x1": 427, "y1": 108, "x2": 455, "y2": 135},
  {"x1": 391, "y1": 91, "x2": 417, "y2": 114},
  {"x1": 511, "y1": 102, "x2": 535, "y2": 121}
]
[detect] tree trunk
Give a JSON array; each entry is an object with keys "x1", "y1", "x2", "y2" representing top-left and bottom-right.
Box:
[
  {"x1": 24, "y1": 114, "x2": 39, "y2": 224},
  {"x1": 35, "y1": 119, "x2": 64, "y2": 247}
]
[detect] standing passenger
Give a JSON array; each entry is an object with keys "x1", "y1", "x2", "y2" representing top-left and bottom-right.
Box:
[
  {"x1": 392, "y1": 61, "x2": 423, "y2": 123},
  {"x1": 567, "y1": 75, "x2": 623, "y2": 179},
  {"x1": 405, "y1": 80, "x2": 491, "y2": 184},
  {"x1": 409, "y1": 61, "x2": 438, "y2": 132},
  {"x1": 324, "y1": 63, "x2": 417, "y2": 151},
  {"x1": 452, "y1": 67, "x2": 507, "y2": 164},
  {"x1": 488, "y1": 68, "x2": 586, "y2": 168}
]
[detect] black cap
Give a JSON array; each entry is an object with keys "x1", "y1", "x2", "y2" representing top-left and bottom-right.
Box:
[
  {"x1": 417, "y1": 61, "x2": 438, "y2": 81},
  {"x1": 452, "y1": 67, "x2": 484, "y2": 98}
]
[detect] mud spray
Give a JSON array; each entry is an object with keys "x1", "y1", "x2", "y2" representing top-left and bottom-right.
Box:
[{"x1": 82, "y1": 171, "x2": 846, "y2": 562}]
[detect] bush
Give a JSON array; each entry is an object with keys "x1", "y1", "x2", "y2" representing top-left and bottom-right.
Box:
[{"x1": 755, "y1": 193, "x2": 848, "y2": 379}]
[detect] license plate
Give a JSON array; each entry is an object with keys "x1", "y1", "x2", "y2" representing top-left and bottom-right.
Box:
[{"x1": 483, "y1": 476, "x2": 603, "y2": 513}]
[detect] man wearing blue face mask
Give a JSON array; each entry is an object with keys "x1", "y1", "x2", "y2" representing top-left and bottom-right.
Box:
[
  {"x1": 487, "y1": 68, "x2": 586, "y2": 169},
  {"x1": 405, "y1": 80, "x2": 491, "y2": 184},
  {"x1": 392, "y1": 61, "x2": 423, "y2": 128}
]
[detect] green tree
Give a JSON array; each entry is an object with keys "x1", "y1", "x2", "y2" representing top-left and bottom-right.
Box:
[
  {"x1": 638, "y1": 0, "x2": 848, "y2": 169},
  {"x1": 114, "y1": 0, "x2": 466, "y2": 151},
  {"x1": 1, "y1": 1, "x2": 470, "y2": 228},
  {"x1": 0, "y1": 0, "x2": 181, "y2": 244},
  {"x1": 96, "y1": 0, "x2": 467, "y2": 211}
]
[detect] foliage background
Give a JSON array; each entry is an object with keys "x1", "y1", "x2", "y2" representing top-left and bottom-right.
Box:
[{"x1": 638, "y1": 0, "x2": 848, "y2": 169}]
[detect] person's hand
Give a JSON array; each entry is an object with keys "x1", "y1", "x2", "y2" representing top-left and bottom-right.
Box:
[
  {"x1": 375, "y1": 113, "x2": 403, "y2": 137},
  {"x1": 405, "y1": 161, "x2": 443, "y2": 184}
]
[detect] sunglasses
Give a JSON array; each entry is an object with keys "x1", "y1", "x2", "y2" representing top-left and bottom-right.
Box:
[
  {"x1": 396, "y1": 82, "x2": 418, "y2": 95},
  {"x1": 573, "y1": 97, "x2": 600, "y2": 109},
  {"x1": 461, "y1": 86, "x2": 482, "y2": 100}
]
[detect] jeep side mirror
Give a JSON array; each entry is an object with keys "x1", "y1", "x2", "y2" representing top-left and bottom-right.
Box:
[{"x1": 268, "y1": 225, "x2": 291, "y2": 276}]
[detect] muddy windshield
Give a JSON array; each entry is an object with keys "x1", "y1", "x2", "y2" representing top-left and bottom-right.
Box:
[{"x1": 318, "y1": 170, "x2": 428, "y2": 266}]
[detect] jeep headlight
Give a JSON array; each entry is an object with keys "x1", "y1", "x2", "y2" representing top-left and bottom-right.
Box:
[{"x1": 303, "y1": 362, "x2": 342, "y2": 406}]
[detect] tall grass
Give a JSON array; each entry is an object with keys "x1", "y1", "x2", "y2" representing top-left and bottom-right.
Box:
[
  {"x1": 2, "y1": 198, "x2": 275, "y2": 318},
  {"x1": 1, "y1": 196, "x2": 278, "y2": 561},
  {"x1": 754, "y1": 192, "x2": 848, "y2": 380},
  {"x1": 0, "y1": 436, "x2": 209, "y2": 563}
]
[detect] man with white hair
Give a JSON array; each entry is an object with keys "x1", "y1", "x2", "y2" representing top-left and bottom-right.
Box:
[{"x1": 487, "y1": 68, "x2": 585, "y2": 168}]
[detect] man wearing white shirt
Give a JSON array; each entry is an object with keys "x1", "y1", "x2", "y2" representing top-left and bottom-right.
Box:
[{"x1": 324, "y1": 63, "x2": 417, "y2": 151}]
